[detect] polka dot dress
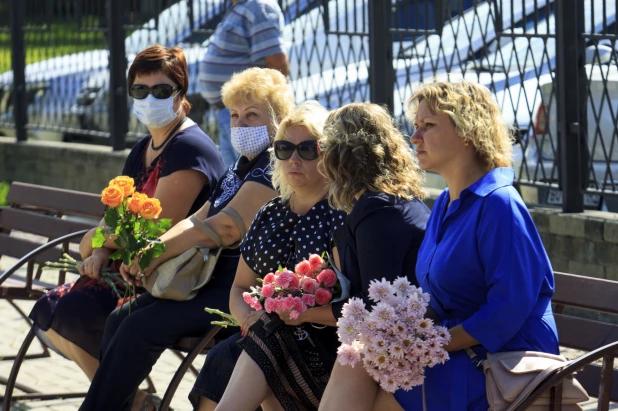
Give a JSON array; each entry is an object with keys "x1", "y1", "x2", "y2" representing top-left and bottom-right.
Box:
[{"x1": 241, "y1": 197, "x2": 347, "y2": 276}]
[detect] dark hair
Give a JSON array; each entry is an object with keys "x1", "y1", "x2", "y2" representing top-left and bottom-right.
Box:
[{"x1": 127, "y1": 44, "x2": 191, "y2": 113}]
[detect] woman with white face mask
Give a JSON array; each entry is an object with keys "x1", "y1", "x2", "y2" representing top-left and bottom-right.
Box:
[
  {"x1": 78, "y1": 67, "x2": 295, "y2": 411},
  {"x1": 29, "y1": 44, "x2": 227, "y2": 411}
]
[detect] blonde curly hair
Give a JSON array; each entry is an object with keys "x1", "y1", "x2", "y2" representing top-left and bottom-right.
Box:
[
  {"x1": 271, "y1": 101, "x2": 329, "y2": 203},
  {"x1": 221, "y1": 67, "x2": 295, "y2": 124},
  {"x1": 407, "y1": 81, "x2": 514, "y2": 170},
  {"x1": 319, "y1": 102, "x2": 425, "y2": 212}
]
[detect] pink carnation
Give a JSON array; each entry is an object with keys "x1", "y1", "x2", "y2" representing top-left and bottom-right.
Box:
[
  {"x1": 263, "y1": 273, "x2": 276, "y2": 284},
  {"x1": 315, "y1": 288, "x2": 332, "y2": 305},
  {"x1": 290, "y1": 310, "x2": 301, "y2": 320},
  {"x1": 276, "y1": 271, "x2": 294, "y2": 288},
  {"x1": 264, "y1": 297, "x2": 278, "y2": 313},
  {"x1": 308, "y1": 254, "x2": 325, "y2": 272},
  {"x1": 300, "y1": 277, "x2": 318, "y2": 293},
  {"x1": 295, "y1": 260, "x2": 312, "y2": 276},
  {"x1": 281, "y1": 296, "x2": 295, "y2": 311},
  {"x1": 288, "y1": 273, "x2": 300, "y2": 289},
  {"x1": 302, "y1": 294, "x2": 316, "y2": 307},
  {"x1": 242, "y1": 292, "x2": 253, "y2": 305},
  {"x1": 261, "y1": 284, "x2": 275, "y2": 299},
  {"x1": 292, "y1": 297, "x2": 306, "y2": 314},
  {"x1": 317, "y1": 268, "x2": 337, "y2": 288}
]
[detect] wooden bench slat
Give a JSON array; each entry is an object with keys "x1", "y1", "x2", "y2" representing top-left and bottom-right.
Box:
[
  {"x1": 6, "y1": 182, "x2": 104, "y2": 218},
  {"x1": 0, "y1": 233, "x2": 81, "y2": 264},
  {"x1": 0, "y1": 208, "x2": 95, "y2": 242},
  {"x1": 556, "y1": 314, "x2": 618, "y2": 352},
  {"x1": 554, "y1": 272, "x2": 618, "y2": 314}
]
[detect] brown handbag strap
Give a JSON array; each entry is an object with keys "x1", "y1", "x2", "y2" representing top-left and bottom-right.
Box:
[
  {"x1": 190, "y1": 215, "x2": 223, "y2": 248},
  {"x1": 219, "y1": 206, "x2": 246, "y2": 250}
]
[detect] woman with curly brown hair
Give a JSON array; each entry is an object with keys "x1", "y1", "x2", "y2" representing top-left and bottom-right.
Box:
[{"x1": 215, "y1": 102, "x2": 430, "y2": 411}]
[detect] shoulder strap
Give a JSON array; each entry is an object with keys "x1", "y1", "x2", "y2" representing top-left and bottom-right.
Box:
[
  {"x1": 220, "y1": 206, "x2": 247, "y2": 239},
  {"x1": 190, "y1": 215, "x2": 223, "y2": 248}
]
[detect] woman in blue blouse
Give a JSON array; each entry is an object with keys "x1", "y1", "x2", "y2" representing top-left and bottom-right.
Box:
[{"x1": 321, "y1": 82, "x2": 559, "y2": 411}]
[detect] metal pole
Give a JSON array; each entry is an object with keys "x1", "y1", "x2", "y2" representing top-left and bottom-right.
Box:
[
  {"x1": 555, "y1": 0, "x2": 585, "y2": 212},
  {"x1": 368, "y1": 0, "x2": 394, "y2": 113},
  {"x1": 9, "y1": 0, "x2": 27, "y2": 142},
  {"x1": 107, "y1": 0, "x2": 128, "y2": 151}
]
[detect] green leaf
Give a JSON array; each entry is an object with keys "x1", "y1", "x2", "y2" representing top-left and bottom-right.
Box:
[
  {"x1": 109, "y1": 249, "x2": 125, "y2": 261},
  {"x1": 104, "y1": 207, "x2": 119, "y2": 228},
  {"x1": 157, "y1": 218, "x2": 172, "y2": 232},
  {"x1": 139, "y1": 249, "x2": 153, "y2": 270},
  {"x1": 92, "y1": 227, "x2": 107, "y2": 248},
  {"x1": 122, "y1": 249, "x2": 132, "y2": 266},
  {"x1": 151, "y1": 242, "x2": 166, "y2": 258}
]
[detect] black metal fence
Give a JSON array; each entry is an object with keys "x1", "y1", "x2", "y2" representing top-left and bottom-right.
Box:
[{"x1": 2, "y1": 0, "x2": 618, "y2": 213}]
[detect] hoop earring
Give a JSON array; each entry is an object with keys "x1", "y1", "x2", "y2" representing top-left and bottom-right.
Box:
[{"x1": 463, "y1": 139, "x2": 470, "y2": 147}]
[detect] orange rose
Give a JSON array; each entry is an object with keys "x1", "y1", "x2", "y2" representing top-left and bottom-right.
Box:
[
  {"x1": 139, "y1": 198, "x2": 162, "y2": 220},
  {"x1": 109, "y1": 176, "x2": 135, "y2": 198},
  {"x1": 128, "y1": 192, "x2": 149, "y2": 214},
  {"x1": 101, "y1": 185, "x2": 124, "y2": 208}
]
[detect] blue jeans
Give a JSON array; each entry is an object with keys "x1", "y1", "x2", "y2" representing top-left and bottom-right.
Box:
[{"x1": 217, "y1": 107, "x2": 239, "y2": 166}]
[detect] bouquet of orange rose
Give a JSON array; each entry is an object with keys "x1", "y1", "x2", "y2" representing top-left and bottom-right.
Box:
[{"x1": 45, "y1": 176, "x2": 172, "y2": 311}]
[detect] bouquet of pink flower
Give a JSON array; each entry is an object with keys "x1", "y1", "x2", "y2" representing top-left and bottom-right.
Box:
[
  {"x1": 243, "y1": 253, "x2": 347, "y2": 320},
  {"x1": 336, "y1": 277, "x2": 451, "y2": 392}
]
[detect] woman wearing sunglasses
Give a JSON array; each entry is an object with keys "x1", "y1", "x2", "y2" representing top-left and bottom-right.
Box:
[
  {"x1": 28, "y1": 44, "x2": 226, "y2": 410},
  {"x1": 190, "y1": 101, "x2": 347, "y2": 411},
  {"x1": 78, "y1": 66, "x2": 293, "y2": 411}
]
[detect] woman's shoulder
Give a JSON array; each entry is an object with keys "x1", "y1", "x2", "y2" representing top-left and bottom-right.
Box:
[
  {"x1": 166, "y1": 124, "x2": 220, "y2": 156},
  {"x1": 348, "y1": 191, "x2": 430, "y2": 233}
]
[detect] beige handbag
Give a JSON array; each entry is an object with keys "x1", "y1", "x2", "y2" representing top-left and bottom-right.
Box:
[
  {"x1": 465, "y1": 349, "x2": 589, "y2": 411},
  {"x1": 143, "y1": 207, "x2": 246, "y2": 301}
]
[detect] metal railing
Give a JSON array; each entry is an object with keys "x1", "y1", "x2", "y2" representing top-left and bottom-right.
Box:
[{"x1": 2, "y1": 0, "x2": 618, "y2": 213}]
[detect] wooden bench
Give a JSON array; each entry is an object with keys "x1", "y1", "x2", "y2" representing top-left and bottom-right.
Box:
[
  {"x1": 0, "y1": 181, "x2": 104, "y2": 405},
  {"x1": 516, "y1": 272, "x2": 618, "y2": 410}
]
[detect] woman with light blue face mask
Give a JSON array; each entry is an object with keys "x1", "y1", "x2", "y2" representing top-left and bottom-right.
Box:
[{"x1": 30, "y1": 44, "x2": 226, "y2": 411}]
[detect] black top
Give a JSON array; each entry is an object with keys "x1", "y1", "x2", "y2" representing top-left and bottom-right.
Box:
[
  {"x1": 122, "y1": 124, "x2": 226, "y2": 216},
  {"x1": 208, "y1": 149, "x2": 274, "y2": 259},
  {"x1": 331, "y1": 190, "x2": 431, "y2": 319},
  {"x1": 241, "y1": 197, "x2": 347, "y2": 276}
]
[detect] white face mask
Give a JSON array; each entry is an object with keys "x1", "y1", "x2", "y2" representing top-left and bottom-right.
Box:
[
  {"x1": 132, "y1": 94, "x2": 179, "y2": 129},
  {"x1": 231, "y1": 125, "x2": 271, "y2": 158}
]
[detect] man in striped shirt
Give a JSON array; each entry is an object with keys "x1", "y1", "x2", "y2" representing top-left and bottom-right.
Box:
[{"x1": 199, "y1": 0, "x2": 289, "y2": 166}]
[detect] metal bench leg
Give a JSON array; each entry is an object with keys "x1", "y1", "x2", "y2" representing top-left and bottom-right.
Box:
[
  {"x1": 3, "y1": 299, "x2": 51, "y2": 361},
  {"x1": 171, "y1": 350, "x2": 200, "y2": 377},
  {"x1": 1, "y1": 326, "x2": 36, "y2": 408},
  {"x1": 159, "y1": 326, "x2": 222, "y2": 411}
]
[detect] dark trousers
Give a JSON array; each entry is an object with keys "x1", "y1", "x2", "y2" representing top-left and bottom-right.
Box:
[{"x1": 79, "y1": 278, "x2": 233, "y2": 411}]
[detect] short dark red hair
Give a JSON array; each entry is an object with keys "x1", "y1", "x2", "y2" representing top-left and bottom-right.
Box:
[{"x1": 128, "y1": 44, "x2": 191, "y2": 113}]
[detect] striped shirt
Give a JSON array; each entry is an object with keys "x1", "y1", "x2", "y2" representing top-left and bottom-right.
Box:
[{"x1": 198, "y1": 0, "x2": 286, "y2": 104}]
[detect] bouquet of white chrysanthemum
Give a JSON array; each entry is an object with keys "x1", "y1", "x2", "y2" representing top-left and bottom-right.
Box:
[{"x1": 336, "y1": 277, "x2": 451, "y2": 392}]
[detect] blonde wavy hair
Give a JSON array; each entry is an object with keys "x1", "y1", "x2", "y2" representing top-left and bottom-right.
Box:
[
  {"x1": 407, "y1": 81, "x2": 514, "y2": 170},
  {"x1": 320, "y1": 102, "x2": 425, "y2": 212},
  {"x1": 271, "y1": 101, "x2": 329, "y2": 203},
  {"x1": 221, "y1": 67, "x2": 295, "y2": 125}
]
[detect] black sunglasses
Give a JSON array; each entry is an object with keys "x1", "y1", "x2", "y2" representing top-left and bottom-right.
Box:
[
  {"x1": 129, "y1": 84, "x2": 180, "y2": 100},
  {"x1": 274, "y1": 140, "x2": 320, "y2": 161}
]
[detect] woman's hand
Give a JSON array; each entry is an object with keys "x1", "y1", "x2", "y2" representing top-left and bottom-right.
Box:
[
  {"x1": 78, "y1": 249, "x2": 112, "y2": 280},
  {"x1": 241, "y1": 310, "x2": 265, "y2": 337},
  {"x1": 276, "y1": 310, "x2": 305, "y2": 326}
]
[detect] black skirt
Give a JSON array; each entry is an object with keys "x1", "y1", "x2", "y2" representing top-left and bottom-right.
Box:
[{"x1": 238, "y1": 312, "x2": 339, "y2": 411}]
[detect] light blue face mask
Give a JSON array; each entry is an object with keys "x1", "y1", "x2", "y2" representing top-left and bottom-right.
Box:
[
  {"x1": 231, "y1": 125, "x2": 271, "y2": 158},
  {"x1": 132, "y1": 93, "x2": 180, "y2": 129}
]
